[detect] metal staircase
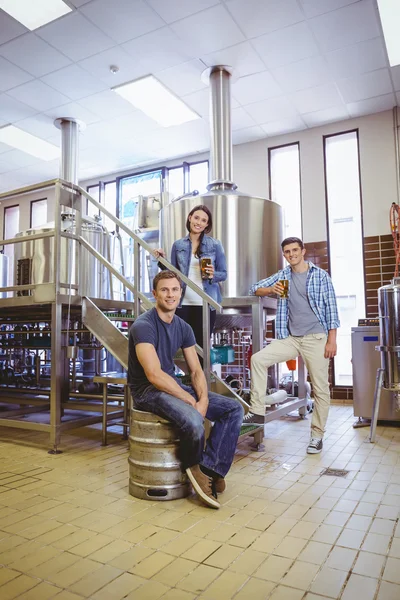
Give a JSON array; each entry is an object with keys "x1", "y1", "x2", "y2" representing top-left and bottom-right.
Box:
[{"x1": 82, "y1": 297, "x2": 129, "y2": 371}]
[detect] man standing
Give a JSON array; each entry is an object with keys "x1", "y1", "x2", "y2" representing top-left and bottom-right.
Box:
[
  {"x1": 128, "y1": 270, "x2": 244, "y2": 509},
  {"x1": 244, "y1": 237, "x2": 340, "y2": 454}
]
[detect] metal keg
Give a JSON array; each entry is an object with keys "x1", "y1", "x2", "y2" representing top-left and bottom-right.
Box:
[{"x1": 128, "y1": 408, "x2": 191, "y2": 501}]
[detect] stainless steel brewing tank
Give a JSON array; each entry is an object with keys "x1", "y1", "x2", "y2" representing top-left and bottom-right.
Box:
[
  {"x1": 378, "y1": 282, "x2": 400, "y2": 391},
  {"x1": 134, "y1": 195, "x2": 161, "y2": 293},
  {"x1": 0, "y1": 254, "x2": 8, "y2": 298},
  {"x1": 160, "y1": 190, "x2": 284, "y2": 298},
  {"x1": 14, "y1": 215, "x2": 117, "y2": 298}
]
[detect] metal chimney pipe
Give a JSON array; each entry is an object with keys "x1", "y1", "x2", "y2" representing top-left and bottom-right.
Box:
[
  {"x1": 54, "y1": 118, "x2": 83, "y2": 185},
  {"x1": 206, "y1": 66, "x2": 235, "y2": 191}
]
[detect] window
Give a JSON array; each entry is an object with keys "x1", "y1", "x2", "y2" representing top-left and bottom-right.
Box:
[
  {"x1": 119, "y1": 170, "x2": 162, "y2": 292},
  {"x1": 269, "y1": 143, "x2": 302, "y2": 239},
  {"x1": 166, "y1": 160, "x2": 208, "y2": 200},
  {"x1": 87, "y1": 184, "x2": 100, "y2": 219},
  {"x1": 168, "y1": 166, "x2": 184, "y2": 200},
  {"x1": 104, "y1": 181, "x2": 117, "y2": 231},
  {"x1": 4, "y1": 205, "x2": 20, "y2": 288},
  {"x1": 324, "y1": 131, "x2": 365, "y2": 386},
  {"x1": 86, "y1": 182, "x2": 117, "y2": 230},
  {"x1": 188, "y1": 161, "x2": 208, "y2": 193},
  {"x1": 30, "y1": 199, "x2": 47, "y2": 228}
]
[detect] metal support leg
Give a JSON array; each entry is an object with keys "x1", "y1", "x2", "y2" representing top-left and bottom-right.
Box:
[
  {"x1": 298, "y1": 357, "x2": 308, "y2": 418},
  {"x1": 251, "y1": 300, "x2": 264, "y2": 354},
  {"x1": 369, "y1": 368, "x2": 384, "y2": 443},
  {"x1": 250, "y1": 427, "x2": 265, "y2": 451},
  {"x1": 122, "y1": 385, "x2": 129, "y2": 440},
  {"x1": 102, "y1": 383, "x2": 108, "y2": 446},
  {"x1": 202, "y1": 302, "x2": 211, "y2": 388},
  {"x1": 49, "y1": 302, "x2": 64, "y2": 454}
]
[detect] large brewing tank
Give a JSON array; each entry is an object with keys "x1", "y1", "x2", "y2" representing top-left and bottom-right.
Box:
[
  {"x1": 160, "y1": 66, "x2": 283, "y2": 299},
  {"x1": 0, "y1": 254, "x2": 8, "y2": 298},
  {"x1": 161, "y1": 191, "x2": 283, "y2": 298},
  {"x1": 134, "y1": 195, "x2": 161, "y2": 293},
  {"x1": 378, "y1": 279, "x2": 400, "y2": 400},
  {"x1": 14, "y1": 214, "x2": 119, "y2": 299}
]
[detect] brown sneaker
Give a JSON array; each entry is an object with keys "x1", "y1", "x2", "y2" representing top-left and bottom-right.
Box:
[
  {"x1": 186, "y1": 465, "x2": 220, "y2": 509},
  {"x1": 214, "y1": 476, "x2": 226, "y2": 494}
]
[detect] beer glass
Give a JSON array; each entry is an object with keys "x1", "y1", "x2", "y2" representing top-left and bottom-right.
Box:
[
  {"x1": 200, "y1": 257, "x2": 212, "y2": 280},
  {"x1": 279, "y1": 280, "x2": 289, "y2": 298}
]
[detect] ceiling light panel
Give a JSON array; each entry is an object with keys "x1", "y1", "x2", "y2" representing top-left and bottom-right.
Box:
[
  {"x1": 377, "y1": 0, "x2": 400, "y2": 66},
  {"x1": 113, "y1": 76, "x2": 200, "y2": 127},
  {"x1": 0, "y1": 0, "x2": 72, "y2": 30},
  {"x1": 0, "y1": 126, "x2": 60, "y2": 160}
]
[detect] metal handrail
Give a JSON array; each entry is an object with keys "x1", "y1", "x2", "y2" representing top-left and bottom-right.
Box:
[
  {"x1": 78, "y1": 235, "x2": 153, "y2": 311},
  {"x1": 0, "y1": 177, "x2": 220, "y2": 312},
  {"x1": 0, "y1": 178, "x2": 61, "y2": 201},
  {"x1": 0, "y1": 178, "x2": 218, "y2": 382},
  {"x1": 79, "y1": 184, "x2": 222, "y2": 313}
]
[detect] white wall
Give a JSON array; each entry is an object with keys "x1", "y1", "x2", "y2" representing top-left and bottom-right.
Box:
[
  {"x1": 0, "y1": 188, "x2": 55, "y2": 240},
  {"x1": 2, "y1": 109, "x2": 398, "y2": 244},
  {"x1": 232, "y1": 110, "x2": 398, "y2": 242}
]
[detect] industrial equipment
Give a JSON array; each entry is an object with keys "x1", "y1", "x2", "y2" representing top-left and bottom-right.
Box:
[
  {"x1": 352, "y1": 323, "x2": 399, "y2": 425},
  {"x1": 161, "y1": 66, "x2": 284, "y2": 304},
  {"x1": 368, "y1": 280, "x2": 400, "y2": 442}
]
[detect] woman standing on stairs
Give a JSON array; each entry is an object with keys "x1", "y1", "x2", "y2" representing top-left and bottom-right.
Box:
[{"x1": 154, "y1": 205, "x2": 227, "y2": 351}]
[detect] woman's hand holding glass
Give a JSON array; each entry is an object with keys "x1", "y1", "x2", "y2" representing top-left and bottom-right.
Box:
[{"x1": 204, "y1": 263, "x2": 214, "y2": 278}]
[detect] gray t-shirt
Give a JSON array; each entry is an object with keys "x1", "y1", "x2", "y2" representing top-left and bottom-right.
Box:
[{"x1": 288, "y1": 269, "x2": 325, "y2": 336}]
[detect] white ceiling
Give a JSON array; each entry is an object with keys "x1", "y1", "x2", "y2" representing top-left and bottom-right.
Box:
[{"x1": 0, "y1": 0, "x2": 398, "y2": 192}]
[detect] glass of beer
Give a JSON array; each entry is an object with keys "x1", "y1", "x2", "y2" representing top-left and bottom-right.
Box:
[
  {"x1": 279, "y1": 280, "x2": 289, "y2": 298},
  {"x1": 200, "y1": 257, "x2": 212, "y2": 279}
]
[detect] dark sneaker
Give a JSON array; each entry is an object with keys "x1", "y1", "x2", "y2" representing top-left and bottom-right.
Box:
[
  {"x1": 214, "y1": 476, "x2": 226, "y2": 494},
  {"x1": 307, "y1": 437, "x2": 323, "y2": 454},
  {"x1": 186, "y1": 465, "x2": 220, "y2": 509},
  {"x1": 242, "y1": 412, "x2": 265, "y2": 425}
]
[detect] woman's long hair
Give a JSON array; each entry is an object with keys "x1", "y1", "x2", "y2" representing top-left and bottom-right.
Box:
[{"x1": 186, "y1": 205, "x2": 213, "y2": 258}]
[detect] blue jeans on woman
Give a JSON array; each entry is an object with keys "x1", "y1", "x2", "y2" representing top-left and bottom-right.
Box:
[{"x1": 131, "y1": 383, "x2": 244, "y2": 477}]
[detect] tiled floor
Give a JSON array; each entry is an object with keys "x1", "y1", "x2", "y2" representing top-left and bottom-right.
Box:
[{"x1": 0, "y1": 405, "x2": 399, "y2": 600}]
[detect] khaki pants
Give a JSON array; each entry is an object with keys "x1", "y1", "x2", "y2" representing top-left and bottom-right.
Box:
[{"x1": 250, "y1": 333, "x2": 330, "y2": 439}]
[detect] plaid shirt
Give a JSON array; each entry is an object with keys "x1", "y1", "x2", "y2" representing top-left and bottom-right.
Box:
[{"x1": 249, "y1": 261, "x2": 340, "y2": 339}]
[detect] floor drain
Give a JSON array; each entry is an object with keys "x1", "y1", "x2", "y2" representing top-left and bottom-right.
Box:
[{"x1": 320, "y1": 468, "x2": 349, "y2": 477}]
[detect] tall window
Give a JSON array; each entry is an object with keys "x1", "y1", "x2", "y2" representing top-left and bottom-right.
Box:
[
  {"x1": 119, "y1": 170, "x2": 162, "y2": 292},
  {"x1": 269, "y1": 143, "x2": 302, "y2": 238},
  {"x1": 104, "y1": 181, "x2": 117, "y2": 231},
  {"x1": 87, "y1": 184, "x2": 100, "y2": 219},
  {"x1": 168, "y1": 166, "x2": 184, "y2": 200},
  {"x1": 324, "y1": 131, "x2": 365, "y2": 386},
  {"x1": 4, "y1": 205, "x2": 20, "y2": 288},
  {"x1": 30, "y1": 199, "x2": 47, "y2": 228},
  {"x1": 86, "y1": 182, "x2": 117, "y2": 230},
  {"x1": 167, "y1": 160, "x2": 209, "y2": 200},
  {"x1": 189, "y1": 161, "x2": 208, "y2": 193}
]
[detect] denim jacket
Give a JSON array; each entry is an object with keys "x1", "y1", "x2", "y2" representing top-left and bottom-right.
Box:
[{"x1": 170, "y1": 234, "x2": 227, "y2": 308}]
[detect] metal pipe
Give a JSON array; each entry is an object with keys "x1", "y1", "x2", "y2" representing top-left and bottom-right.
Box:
[
  {"x1": 1, "y1": 231, "x2": 54, "y2": 245},
  {"x1": 54, "y1": 118, "x2": 81, "y2": 185},
  {"x1": 208, "y1": 66, "x2": 234, "y2": 190},
  {"x1": 394, "y1": 106, "x2": 400, "y2": 205}
]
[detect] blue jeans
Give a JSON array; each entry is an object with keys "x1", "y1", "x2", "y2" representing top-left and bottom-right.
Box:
[{"x1": 131, "y1": 383, "x2": 244, "y2": 477}]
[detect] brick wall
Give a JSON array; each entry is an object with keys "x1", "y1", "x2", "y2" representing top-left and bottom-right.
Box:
[{"x1": 364, "y1": 234, "x2": 396, "y2": 317}]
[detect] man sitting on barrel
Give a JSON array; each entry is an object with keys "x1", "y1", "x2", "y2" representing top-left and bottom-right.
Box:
[{"x1": 128, "y1": 270, "x2": 244, "y2": 509}]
